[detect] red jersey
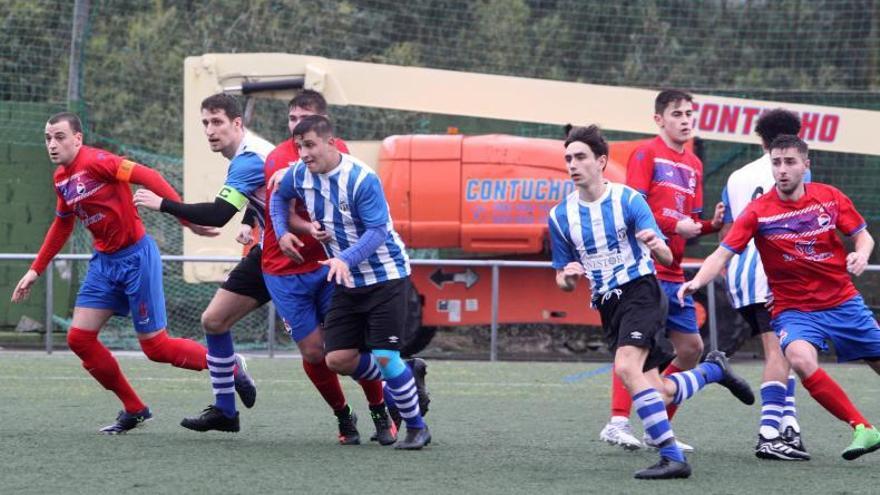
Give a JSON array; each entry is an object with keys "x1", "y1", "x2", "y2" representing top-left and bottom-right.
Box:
[
  {"x1": 53, "y1": 146, "x2": 145, "y2": 253},
  {"x1": 626, "y1": 136, "x2": 705, "y2": 282},
  {"x1": 262, "y1": 138, "x2": 349, "y2": 276},
  {"x1": 722, "y1": 183, "x2": 865, "y2": 316}
]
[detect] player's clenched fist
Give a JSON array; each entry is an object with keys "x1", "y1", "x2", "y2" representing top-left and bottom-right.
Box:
[
  {"x1": 710, "y1": 201, "x2": 726, "y2": 230},
  {"x1": 846, "y1": 252, "x2": 868, "y2": 277},
  {"x1": 133, "y1": 188, "x2": 163, "y2": 210},
  {"x1": 636, "y1": 229, "x2": 662, "y2": 250},
  {"x1": 11, "y1": 269, "x2": 39, "y2": 303}
]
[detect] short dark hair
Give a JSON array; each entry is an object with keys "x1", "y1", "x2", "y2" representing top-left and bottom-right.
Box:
[
  {"x1": 289, "y1": 90, "x2": 328, "y2": 114},
  {"x1": 655, "y1": 89, "x2": 693, "y2": 115},
  {"x1": 47, "y1": 112, "x2": 83, "y2": 134},
  {"x1": 564, "y1": 124, "x2": 609, "y2": 159},
  {"x1": 201, "y1": 93, "x2": 242, "y2": 120},
  {"x1": 768, "y1": 134, "x2": 808, "y2": 158},
  {"x1": 292, "y1": 114, "x2": 335, "y2": 139},
  {"x1": 755, "y1": 109, "x2": 801, "y2": 148}
]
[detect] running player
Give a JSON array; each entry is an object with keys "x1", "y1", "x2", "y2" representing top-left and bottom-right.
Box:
[
  {"x1": 550, "y1": 125, "x2": 754, "y2": 479},
  {"x1": 679, "y1": 134, "x2": 880, "y2": 461},
  {"x1": 601, "y1": 89, "x2": 725, "y2": 452},
  {"x1": 720, "y1": 109, "x2": 808, "y2": 460},
  {"x1": 11, "y1": 112, "x2": 238, "y2": 433},
  {"x1": 271, "y1": 115, "x2": 431, "y2": 449}
]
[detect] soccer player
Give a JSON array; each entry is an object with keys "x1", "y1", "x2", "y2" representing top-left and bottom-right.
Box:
[
  {"x1": 260, "y1": 90, "x2": 401, "y2": 444},
  {"x1": 720, "y1": 109, "x2": 808, "y2": 460},
  {"x1": 550, "y1": 125, "x2": 754, "y2": 479},
  {"x1": 133, "y1": 93, "x2": 273, "y2": 432},
  {"x1": 601, "y1": 89, "x2": 725, "y2": 452},
  {"x1": 11, "y1": 112, "x2": 233, "y2": 433},
  {"x1": 271, "y1": 115, "x2": 431, "y2": 449},
  {"x1": 679, "y1": 134, "x2": 880, "y2": 461}
]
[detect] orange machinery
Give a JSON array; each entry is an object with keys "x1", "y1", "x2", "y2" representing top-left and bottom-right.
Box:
[{"x1": 379, "y1": 134, "x2": 706, "y2": 328}]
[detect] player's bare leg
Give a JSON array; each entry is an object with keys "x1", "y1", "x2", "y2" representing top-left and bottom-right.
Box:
[{"x1": 69, "y1": 307, "x2": 152, "y2": 434}]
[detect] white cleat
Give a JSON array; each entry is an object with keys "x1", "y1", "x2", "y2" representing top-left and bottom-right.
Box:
[
  {"x1": 599, "y1": 420, "x2": 642, "y2": 450},
  {"x1": 643, "y1": 433, "x2": 695, "y2": 453}
]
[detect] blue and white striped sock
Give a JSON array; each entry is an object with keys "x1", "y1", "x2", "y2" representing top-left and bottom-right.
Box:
[
  {"x1": 633, "y1": 388, "x2": 684, "y2": 463},
  {"x1": 206, "y1": 332, "x2": 236, "y2": 418},
  {"x1": 351, "y1": 353, "x2": 382, "y2": 381},
  {"x1": 385, "y1": 366, "x2": 425, "y2": 430},
  {"x1": 759, "y1": 381, "x2": 786, "y2": 439},
  {"x1": 781, "y1": 374, "x2": 801, "y2": 433},
  {"x1": 666, "y1": 362, "x2": 722, "y2": 405}
]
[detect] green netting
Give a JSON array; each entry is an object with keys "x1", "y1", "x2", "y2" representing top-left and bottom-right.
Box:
[{"x1": 2, "y1": 0, "x2": 879, "y2": 347}]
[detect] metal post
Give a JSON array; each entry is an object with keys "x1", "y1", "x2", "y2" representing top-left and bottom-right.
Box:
[
  {"x1": 267, "y1": 302, "x2": 276, "y2": 358},
  {"x1": 489, "y1": 264, "x2": 500, "y2": 362},
  {"x1": 707, "y1": 278, "x2": 718, "y2": 352},
  {"x1": 66, "y1": 0, "x2": 90, "y2": 107},
  {"x1": 45, "y1": 261, "x2": 55, "y2": 354}
]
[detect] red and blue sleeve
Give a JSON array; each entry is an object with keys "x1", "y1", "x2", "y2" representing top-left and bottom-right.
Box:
[
  {"x1": 31, "y1": 197, "x2": 75, "y2": 275},
  {"x1": 721, "y1": 206, "x2": 758, "y2": 254},
  {"x1": 834, "y1": 187, "x2": 866, "y2": 236}
]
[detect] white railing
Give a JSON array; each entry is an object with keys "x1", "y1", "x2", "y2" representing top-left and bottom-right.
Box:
[{"x1": 2, "y1": 253, "x2": 878, "y2": 360}]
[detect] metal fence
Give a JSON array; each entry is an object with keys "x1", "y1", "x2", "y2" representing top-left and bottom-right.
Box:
[{"x1": 3, "y1": 253, "x2": 879, "y2": 360}]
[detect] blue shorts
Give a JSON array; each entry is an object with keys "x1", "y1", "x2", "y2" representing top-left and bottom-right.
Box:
[
  {"x1": 263, "y1": 266, "x2": 334, "y2": 343},
  {"x1": 75, "y1": 235, "x2": 166, "y2": 333},
  {"x1": 772, "y1": 295, "x2": 880, "y2": 363},
  {"x1": 660, "y1": 280, "x2": 699, "y2": 334}
]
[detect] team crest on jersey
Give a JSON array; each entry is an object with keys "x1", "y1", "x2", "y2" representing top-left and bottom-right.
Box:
[
  {"x1": 817, "y1": 212, "x2": 832, "y2": 228},
  {"x1": 674, "y1": 193, "x2": 686, "y2": 213},
  {"x1": 76, "y1": 181, "x2": 86, "y2": 195},
  {"x1": 688, "y1": 174, "x2": 696, "y2": 191},
  {"x1": 338, "y1": 201, "x2": 350, "y2": 213},
  {"x1": 616, "y1": 227, "x2": 627, "y2": 241}
]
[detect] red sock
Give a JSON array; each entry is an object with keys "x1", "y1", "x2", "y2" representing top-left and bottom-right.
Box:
[
  {"x1": 359, "y1": 379, "x2": 386, "y2": 407},
  {"x1": 139, "y1": 330, "x2": 208, "y2": 371},
  {"x1": 662, "y1": 363, "x2": 684, "y2": 420},
  {"x1": 610, "y1": 366, "x2": 632, "y2": 417},
  {"x1": 67, "y1": 328, "x2": 146, "y2": 413},
  {"x1": 302, "y1": 360, "x2": 346, "y2": 412},
  {"x1": 803, "y1": 368, "x2": 870, "y2": 428}
]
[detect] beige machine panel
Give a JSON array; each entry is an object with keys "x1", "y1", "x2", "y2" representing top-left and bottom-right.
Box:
[{"x1": 183, "y1": 53, "x2": 880, "y2": 281}]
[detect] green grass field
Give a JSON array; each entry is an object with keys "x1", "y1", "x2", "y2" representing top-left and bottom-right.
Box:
[{"x1": 3, "y1": 353, "x2": 880, "y2": 494}]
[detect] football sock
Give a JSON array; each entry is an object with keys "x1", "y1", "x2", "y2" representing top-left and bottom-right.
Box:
[
  {"x1": 302, "y1": 359, "x2": 346, "y2": 411},
  {"x1": 634, "y1": 388, "x2": 684, "y2": 463},
  {"x1": 358, "y1": 378, "x2": 386, "y2": 407},
  {"x1": 139, "y1": 330, "x2": 207, "y2": 371},
  {"x1": 666, "y1": 362, "x2": 722, "y2": 405},
  {"x1": 662, "y1": 363, "x2": 684, "y2": 419},
  {"x1": 351, "y1": 352, "x2": 382, "y2": 381},
  {"x1": 67, "y1": 327, "x2": 146, "y2": 413},
  {"x1": 206, "y1": 332, "x2": 237, "y2": 418},
  {"x1": 803, "y1": 368, "x2": 870, "y2": 428},
  {"x1": 781, "y1": 374, "x2": 801, "y2": 433},
  {"x1": 610, "y1": 368, "x2": 633, "y2": 418},
  {"x1": 374, "y1": 349, "x2": 424, "y2": 429},
  {"x1": 759, "y1": 381, "x2": 786, "y2": 439},
  {"x1": 383, "y1": 383, "x2": 398, "y2": 414}
]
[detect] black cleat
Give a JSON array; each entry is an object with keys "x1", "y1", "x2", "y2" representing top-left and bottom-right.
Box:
[
  {"x1": 781, "y1": 426, "x2": 810, "y2": 459},
  {"x1": 703, "y1": 350, "x2": 755, "y2": 405},
  {"x1": 180, "y1": 405, "x2": 240, "y2": 432},
  {"x1": 634, "y1": 457, "x2": 692, "y2": 480},
  {"x1": 394, "y1": 425, "x2": 432, "y2": 450},
  {"x1": 99, "y1": 407, "x2": 153, "y2": 434},
  {"x1": 407, "y1": 358, "x2": 431, "y2": 416},
  {"x1": 233, "y1": 354, "x2": 257, "y2": 409},
  {"x1": 335, "y1": 405, "x2": 361, "y2": 445},
  {"x1": 368, "y1": 405, "x2": 398, "y2": 445},
  {"x1": 755, "y1": 434, "x2": 810, "y2": 461}
]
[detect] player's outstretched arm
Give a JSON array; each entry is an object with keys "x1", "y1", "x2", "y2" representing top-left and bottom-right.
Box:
[
  {"x1": 14, "y1": 213, "x2": 75, "y2": 302},
  {"x1": 133, "y1": 189, "x2": 238, "y2": 228},
  {"x1": 847, "y1": 229, "x2": 874, "y2": 277},
  {"x1": 677, "y1": 245, "x2": 735, "y2": 304}
]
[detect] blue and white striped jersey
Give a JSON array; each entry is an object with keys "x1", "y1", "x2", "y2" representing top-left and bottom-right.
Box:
[
  {"x1": 721, "y1": 154, "x2": 811, "y2": 308},
  {"x1": 277, "y1": 153, "x2": 410, "y2": 287},
  {"x1": 549, "y1": 182, "x2": 664, "y2": 301},
  {"x1": 221, "y1": 131, "x2": 274, "y2": 227}
]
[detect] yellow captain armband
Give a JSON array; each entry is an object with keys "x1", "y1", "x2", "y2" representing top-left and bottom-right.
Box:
[
  {"x1": 116, "y1": 160, "x2": 136, "y2": 182},
  {"x1": 217, "y1": 185, "x2": 248, "y2": 210}
]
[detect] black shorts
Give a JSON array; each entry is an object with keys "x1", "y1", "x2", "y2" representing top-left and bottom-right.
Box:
[
  {"x1": 737, "y1": 303, "x2": 773, "y2": 337},
  {"x1": 596, "y1": 275, "x2": 675, "y2": 372},
  {"x1": 221, "y1": 244, "x2": 271, "y2": 306},
  {"x1": 323, "y1": 277, "x2": 410, "y2": 353}
]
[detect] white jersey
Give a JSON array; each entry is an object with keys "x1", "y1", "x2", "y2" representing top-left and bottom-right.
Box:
[
  {"x1": 283, "y1": 153, "x2": 410, "y2": 287},
  {"x1": 722, "y1": 154, "x2": 773, "y2": 308}
]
